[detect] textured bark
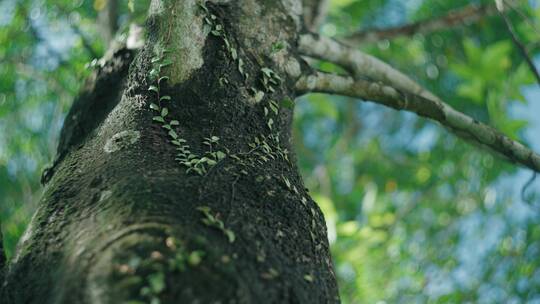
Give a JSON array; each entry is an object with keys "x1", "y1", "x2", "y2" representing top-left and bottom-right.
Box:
[{"x1": 1, "y1": 0, "x2": 339, "y2": 303}]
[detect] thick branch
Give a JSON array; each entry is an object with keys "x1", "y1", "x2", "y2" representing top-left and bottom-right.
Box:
[
  {"x1": 98, "y1": 0, "x2": 118, "y2": 46},
  {"x1": 344, "y1": 3, "x2": 496, "y2": 45},
  {"x1": 295, "y1": 71, "x2": 540, "y2": 173},
  {"x1": 302, "y1": 0, "x2": 329, "y2": 31},
  {"x1": 299, "y1": 33, "x2": 438, "y2": 100}
]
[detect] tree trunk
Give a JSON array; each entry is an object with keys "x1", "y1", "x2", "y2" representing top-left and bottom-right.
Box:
[{"x1": 1, "y1": 0, "x2": 339, "y2": 303}]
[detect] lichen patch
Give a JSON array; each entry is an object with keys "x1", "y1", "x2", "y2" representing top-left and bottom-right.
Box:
[
  {"x1": 104, "y1": 130, "x2": 141, "y2": 153},
  {"x1": 150, "y1": 0, "x2": 209, "y2": 85}
]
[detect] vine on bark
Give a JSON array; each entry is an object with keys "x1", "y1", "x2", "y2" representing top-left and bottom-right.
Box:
[
  {"x1": 197, "y1": 206, "x2": 236, "y2": 243},
  {"x1": 147, "y1": 43, "x2": 226, "y2": 176}
]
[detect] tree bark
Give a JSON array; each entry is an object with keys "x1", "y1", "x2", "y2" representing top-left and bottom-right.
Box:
[{"x1": 1, "y1": 0, "x2": 339, "y2": 303}]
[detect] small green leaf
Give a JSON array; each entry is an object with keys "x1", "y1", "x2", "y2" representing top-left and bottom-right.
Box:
[
  {"x1": 216, "y1": 151, "x2": 226, "y2": 160},
  {"x1": 158, "y1": 76, "x2": 169, "y2": 83},
  {"x1": 148, "y1": 272, "x2": 165, "y2": 293},
  {"x1": 169, "y1": 130, "x2": 178, "y2": 139},
  {"x1": 128, "y1": 0, "x2": 134, "y2": 12},
  {"x1": 197, "y1": 206, "x2": 211, "y2": 213},
  {"x1": 149, "y1": 69, "x2": 160, "y2": 79},
  {"x1": 160, "y1": 60, "x2": 172, "y2": 68},
  {"x1": 254, "y1": 91, "x2": 264, "y2": 103},
  {"x1": 198, "y1": 2, "x2": 209, "y2": 13},
  {"x1": 170, "y1": 120, "x2": 179, "y2": 126},
  {"x1": 140, "y1": 287, "x2": 151, "y2": 296},
  {"x1": 148, "y1": 85, "x2": 159, "y2": 93},
  {"x1": 267, "y1": 118, "x2": 273, "y2": 130},
  {"x1": 225, "y1": 229, "x2": 235, "y2": 243},
  {"x1": 160, "y1": 95, "x2": 171, "y2": 102},
  {"x1": 161, "y1": 108, "x2": 169, "y2": 117},
  {"x1": 269, "y1": 103, "x2": 278, "y2": 115},
  {"x1": 153, "y1": 116, "x2": 165, "y2": 123},
  {"x1": 188, "y1": 251, "x2": 204, "y2": 266},
  {"x1": 238, "y1": 59, "x2": 244, "y2": 74},
  {"x1": 150, "y1": 103, "x2": 160, "y2": 111},
  {"x1": 271, "y1": 41, "x2": 285, "y2": 53},
  {"x1": 261, "y1": 67, "x2": 273, "y2": 77},
  {"x1": 283, "y1": 176, "x2": 291, "y2": 189}
]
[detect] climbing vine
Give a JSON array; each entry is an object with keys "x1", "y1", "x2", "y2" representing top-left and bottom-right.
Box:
[
  {"x1": 146, "y1": 1, "x2": 293, "y2": 177},
  {"x1": 197, "y1": 206, "x2": 236, "y2": 243},
  {"x1": 147, "y1": 27, "x2": 225, "y2": 176}
]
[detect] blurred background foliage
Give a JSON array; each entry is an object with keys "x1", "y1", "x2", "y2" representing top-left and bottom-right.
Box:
[{"x1": 1, "y1": 0, "x2": 540, "y2": 303}]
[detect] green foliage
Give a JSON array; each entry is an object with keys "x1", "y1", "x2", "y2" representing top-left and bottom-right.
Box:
[
  {"x1": 114, "y1": 236, "x2": 205, "y2": 304},
  {"x1": 301, "y1": 0, "x2": 540, "y2": 302},
  {"x1": 1, "y1": 1, "x2": 540, "y2": 303}
]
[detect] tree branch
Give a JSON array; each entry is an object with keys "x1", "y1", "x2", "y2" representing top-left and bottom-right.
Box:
[
  {"x1": 343, "y1": 3, "x2": 496, "y2": 45},
  {"x1": 302, "y1": 0, "x2": 329, "y2": 31},
  {"x1": 295, "y1": 71, "x2": 540, "y2": 173},
  {"x1": 299, "y1": 33, "x2": 438, "y2": 100},
  {"x1": 98, "y1": 0, "x2": 119, "y2": 46},
  {"x1": 497, "y1": 1, "x2": 540, "y2": 86}
]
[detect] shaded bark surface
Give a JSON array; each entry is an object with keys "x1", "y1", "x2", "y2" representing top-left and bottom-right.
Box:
[{"x1": 1, "y1": 0, "x2": 339, "y2": 303}]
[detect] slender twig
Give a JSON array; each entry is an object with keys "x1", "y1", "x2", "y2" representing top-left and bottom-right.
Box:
[
  {"x1": 297, "y1": 33, "x2": 540, "y2": 173},
  {"x1": 98, "y1": 0, "x2": 119, "y2": 46},
  {"x1": 295, "y1": 71, "x2": 540, "y2": 173},
  {"x1": 343, "y1": 3, "x2": 496, "y2": 45},
  {"x1": 521, "y1": 172, "x2": 537, "y2": 203},
  {"x1": 497, "y1": 2, "x2": 540, "y2": 86},
  {"x1": 502, "y1": 0, "x2": 540, "y2": 37},
  {"x1": 303, "y1": 0, "x2": 329, "y2": 31}
]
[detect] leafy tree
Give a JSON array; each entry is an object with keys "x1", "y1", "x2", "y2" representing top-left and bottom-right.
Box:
[{"x1": 1, "y1": 0, "x2": 539, "y2": 303}]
